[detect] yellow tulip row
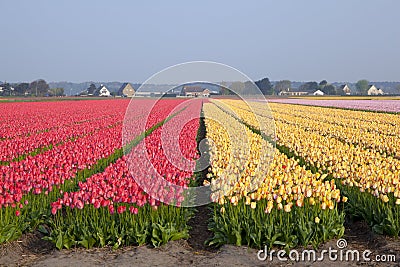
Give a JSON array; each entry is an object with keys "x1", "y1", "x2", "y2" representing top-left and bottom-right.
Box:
[
  {"x1": 243, "y1": 100, "x2": 399, "y2": 136},
  {"x1": 251, "y1": 152, "x2": 343, "y2": 214},
  {"x1": 220, "y1": 100, "x2": 400, "y2": 157},
  {"x1": 268, "y1": 103, "x2": 400, "y2": 158},
  {"x1": 275, "y1": 113, "x2": 399, "y2": 157},
  {"x1": 203, "y1": 102, "x2": 344, "y2": 212},
  {"x1": 211, "y1": 99, "x2": 276, "y2": 138},
  {"x1": 216, "y1": 100, "x2": 400, "y2": 205},
  {"x1": 203, "y1": 103, "x2": 273, "y2": 202},
  {"x1": 269, "y1": 103, "x2": 400, "y2": 136}
]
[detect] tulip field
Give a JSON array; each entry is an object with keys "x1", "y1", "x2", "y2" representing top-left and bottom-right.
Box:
[
  {"x1": 1, "y1": 98, "x2": 400, "y2": 252},
  {"x1": 0, "y1": 99, "x2": 199, "y2": 248},
  {"x1": 206, "y1": 99, "x2": 400, "y2": 249},
  {"x1": 269, "y1": 98, "x2": 400, "y2": 113}
]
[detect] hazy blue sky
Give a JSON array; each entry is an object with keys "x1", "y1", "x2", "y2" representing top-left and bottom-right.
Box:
[{"x1": 0, "y1": 1, "x2": 399, "y2": 83}]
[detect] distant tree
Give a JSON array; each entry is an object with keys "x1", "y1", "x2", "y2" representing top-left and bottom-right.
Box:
[
  {"x1": 339, "y1": 86, "x2": 348, "y2": 96},
  {"x1": 0, "y1": 82, "x2": 11, "y2": 96},
  {"x1": 319, "y1": 80, "x2": 328, "y2": 88},
  {"x1": 243, "y1": 81, "x2": 253, "y2": 91},
  {"x1": 29, "y1": 79, "x2": 50, "y2": 96},
  {"x1": 395, "y1": 84, "x2": 400, "y2": 95},
  {"x1": 218, "y1": 81, "x2": 228, "y2": 95},
  {"x1": 274, "y1": 80, "x2": 291, "y2": 94},
  {"x1": 87, "y1": 83, "x2": 97, "y2": 95},
  {"x1": 14, "y1": 83, "x2": 30, "y2": 95},
  {"x1": 356, "y1": 79, "x2": 369, "y2": 95},
  {"x1": 241, "y1": 81, "x2": 260, "y2": 95},
  {"x1": 299, "y1": 81, "x2": 319, "y2": 92},
  {"x1": 324, "y1": 84, "x2": 337, "y2": 95},
  {"x1": 229, "y1": 81, "x2": 245, "y2": 95},
  {"x1": 218, "y1": 81, "x2": 234, "y2": 95},
  {"x1": 255, "y1": 77, "x2": 273, "y2": 95},
  {"x1": 49, "y1": 88, "x2": 64, "y2": 96}
]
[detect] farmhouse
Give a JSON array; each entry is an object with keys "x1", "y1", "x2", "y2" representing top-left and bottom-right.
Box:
[
  {"x1": 182, "y1": 86, "x2": 210, "y2": 97},
  {"x1": 94, "y1": 84, "x2": 111, "y2": 97},
  {"x1": 339, "y1": 84, "x2": 351, "y2": 95},
  {"x1": 367, "y1": 85, "x2": 384, "y2": 95},
  {"x1": 278, "y1": 90, "x2": 308, "y2": 96},
  {"x1": 118, "y1": 83, "x2": 135, "y2": 97},
  {"x1": 313, "y1": 90, "x2": 325, "y2": 96}
]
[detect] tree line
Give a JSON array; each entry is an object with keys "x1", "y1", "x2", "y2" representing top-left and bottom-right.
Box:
[
  {"x1": 0, "y1": 79, "x2": 64, "y2": 97},
  {"x1": 219, "y1": 78, "x2": 400, "y2": 95},
  {"x1": 3, "y1": 78, "x2": 399, "y2": 97}
]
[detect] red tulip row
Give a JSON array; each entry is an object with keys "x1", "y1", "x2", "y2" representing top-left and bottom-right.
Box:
[
  {"x1": 0, "y1": 115, "x2": 123, "y2": 163},
  {"x1": 0, "y1": 124, "x2": 122, "y2": 208},
  {"x1": 0, "y1": 99, "x2": 188, "y2": 209},
  {"x1": 0, "y1": 99, "x2": 181, "y2": 162},
  {"x1": 137, "y1": 99, "x2": 202, "y2": 205},
  {"x1": 51, "y1": 99, "x2": 202, "y2": 215},
  {"x1": 0, "y1": 100, "x2": 128, "y2": 139},
  {"x1": 0, "y1": 100, "x2": 129, "y2": 162}
]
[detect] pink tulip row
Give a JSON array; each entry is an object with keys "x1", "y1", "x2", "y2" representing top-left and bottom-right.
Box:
[
  {"x1": 268, "y1": 99, "x2": 400, "y2": 113},
  {"x1": 0, "y1": 100, "x2": 128, "y2": 139},
  {"x1": 140, "y1": 100, "x2": 202, "y2": 202},
  {"x1": 0, "y1": 114, "x2": 124, "y2": 162},
  {"x1": 51, "y1": 99, "x2": 203, "y2": 215},
  {"x1": 0, "y1": 124, "x2": 122, "y2": 208},
  {"x1": 0, "y1": 100, "x2": 130, "y2": 162},
  {"x1": 0, "y1": 99, "x2": 188, "y2": 208}
]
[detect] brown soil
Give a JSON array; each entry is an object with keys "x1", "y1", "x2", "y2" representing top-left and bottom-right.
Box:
[
  {"x1": 0, "y1": 231, "x2": 53, "y2": 266},
  {"x1": 187, "y1": 204, "x2": 217, "y2": 252}
]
